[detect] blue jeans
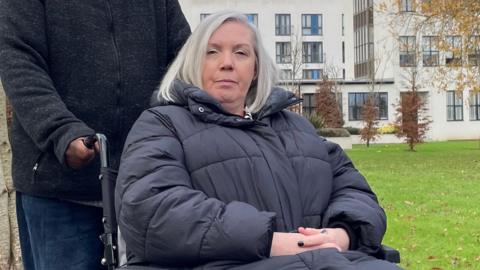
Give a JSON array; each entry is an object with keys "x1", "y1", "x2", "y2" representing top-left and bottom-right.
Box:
[{"x1": 16, "y1": 192, "x2": 105, "y2": 270}]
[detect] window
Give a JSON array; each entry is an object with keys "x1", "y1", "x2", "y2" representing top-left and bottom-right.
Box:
[
  {"x1": 423, "y1": 36, "x2": 439, "y2": 66},
  {"x1": 342, "y1": 14, "x2": 345, "y2": 36},
  {"x1": 469, "y1": 92, "x2": 480, "y2": 120},
  {"x1": 245, "y1": 14, "x2": 258, "y2": 26},
  {"x1": 353, "y1": 1, "x2": 374, "y2": 78},
  {"x1": 302, "y1": 93, "x2": 342, "y2": 115},
  {"x1": 399, "y1": 36, "x2": 416, "y2": 67},
  {"x1": 303, "y1": 42, "x2": 323, "y2": 63},
  {"x1": 446, "y1": 91, "x2": 463, "y2": 121},
  {"x1": 348, "y1": 92, "x2": 388, "y2": 121},
  {"x1": 200, "y1": 13, "x2": 210, "y2": 20},
  {"x1": 467, "y1": 36, "x2": 480, "y2": 66},
  {"x1": 275, "y1": 14, "x2": 291, "y2": 36},
  {"x1": 349, "y1": 93, "x2": 365, "y2": 121},
  {"x1": 342, "y1": 69, "x2": 346, "y2": 79},
  {"x1": 280, "y1": 69, "x2": 293, "y2": 80},
  {"x1": 302, "y1": 69, "x2": 322, "y2": 80},
  {"x1": 355, "y1": 0, "x2": 374, "y2": 13},
  {"x1": 342, "y1": 41, "x2": 345, "y2": 63},
  {"x1": 276, "y1": 42, "x2": 291, "y2": 63},
  {"x1": 400, "y1": 0, "x2": 414, "y2": 12},
  {"x1": 302, "y1": 94, "x2": 316, "y2": 115},
  {"x1": 302, "y1": 14, "x2": 322, "y2": 35},
  {"x1": 445, "y1": 36, "x2": 462, "y2": 66}
]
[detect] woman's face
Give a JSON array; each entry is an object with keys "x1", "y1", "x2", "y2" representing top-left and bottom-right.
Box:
[{"x1": 201, "y1": 21, "x2": 256, "y2": 116}]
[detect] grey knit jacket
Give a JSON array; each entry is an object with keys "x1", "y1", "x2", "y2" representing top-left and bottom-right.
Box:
[{"x1": 0, "y1": 0, "x2": 190, "y2": 201}]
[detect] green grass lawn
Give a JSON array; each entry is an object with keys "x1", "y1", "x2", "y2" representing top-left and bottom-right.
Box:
[{"x1": 346, "y1": 140, "x2": 480, "y2": 270}]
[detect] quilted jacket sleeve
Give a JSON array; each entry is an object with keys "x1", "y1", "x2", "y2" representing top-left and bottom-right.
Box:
[
  {"x1": 115, "y1": 109, "x2": 276, "y2": 266},
  {"x1": 321, "y1": 140, "x2": 387, "y2": 255}
]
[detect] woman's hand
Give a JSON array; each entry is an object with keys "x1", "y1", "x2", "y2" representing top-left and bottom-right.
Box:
[
  {"x1": 297, "y1": 227, "x2": 350, "y2": 252},
  {"x1": 269, "y1": 229, "x2": 347, "y2": 257}
]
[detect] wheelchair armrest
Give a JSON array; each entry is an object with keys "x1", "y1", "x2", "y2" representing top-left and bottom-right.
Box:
[{"x1": 378, "y1": 245, "x2": 401, "y2": 263}]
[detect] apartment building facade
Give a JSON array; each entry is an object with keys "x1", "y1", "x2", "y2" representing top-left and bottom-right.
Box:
[{"x1": 178, "y1": 0, "x2": 480, "y2": 141}]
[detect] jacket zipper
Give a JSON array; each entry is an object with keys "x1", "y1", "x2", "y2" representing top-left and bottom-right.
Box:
[
  {"x1": 105, "y1": 0, "x2": 123, "y2": 145},
  {"x1": 32, "y1": 153, "x2": 43, "y2": 179}
]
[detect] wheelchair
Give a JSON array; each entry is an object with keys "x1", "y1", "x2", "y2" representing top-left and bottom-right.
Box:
[{"x1": 88, "y1": 134, "x2": 400, "y2": 269}]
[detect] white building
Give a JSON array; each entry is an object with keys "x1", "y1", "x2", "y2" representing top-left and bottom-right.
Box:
[{"x1": 178, "y1": 0, "x2": 480, "y2": 141}]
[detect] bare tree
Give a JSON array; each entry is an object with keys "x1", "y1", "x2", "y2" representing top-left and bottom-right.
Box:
[
  {"x1": 360, "y1": 55, "x2": 390, "y2": 147},
  {"x1": 0, "y1": 82, "x2": 23, "y2": 269},
  {"x1": 378, "y1": 0, "x2": 480, "y2": 94},
  {"x1": 394, "y1": 69, "x2": 432, "y2": 151},
  {"x1": 282, "y1": 27, "x2": 305, "y2": 114},
  {"x1": 360, "y1": 95, "x2": 380, "y2": 147},
  {"x1": 351, "y1": 1, "x2": 396, "y2": 147},
  {"x1": 315, "y1": 75, "x2": 344, "y2": 128}
]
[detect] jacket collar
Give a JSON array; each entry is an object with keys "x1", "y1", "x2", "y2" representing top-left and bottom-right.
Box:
[{"x1": 152, "y1": 80, "x2": 301, "y2": 127}]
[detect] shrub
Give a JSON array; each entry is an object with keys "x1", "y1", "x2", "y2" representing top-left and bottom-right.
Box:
[
  {"x1": 344, "y1": 126, "x2": 361, "y2": 135},
  {"x1": 305, "y1": 113, "x2": 325, "y2": 129},
  {"x1": 378, "y1": 123, "x2": 397, "y2": 134},
  {"x1": 317, "y1": 128, "x2": 351, "y2": 137}
]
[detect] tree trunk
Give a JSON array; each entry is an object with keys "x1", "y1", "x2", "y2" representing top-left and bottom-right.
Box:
[{"x1": 0, "y1": 82, "x2": 23, "y2": 269}]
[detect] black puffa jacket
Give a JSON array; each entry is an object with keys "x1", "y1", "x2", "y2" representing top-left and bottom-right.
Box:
[
  {"x1": 116, "y1": 81, "x2": 398, "y2": 270},
  {"x1": 0, "y1": 0, "x2": 190, "y2": 201}
]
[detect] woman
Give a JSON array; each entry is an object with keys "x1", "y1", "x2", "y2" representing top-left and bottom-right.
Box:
[{"x1": 116, "y1": 11, "x2": 401, "y2": 270}]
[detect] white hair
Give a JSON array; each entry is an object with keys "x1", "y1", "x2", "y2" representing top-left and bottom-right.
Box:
[{"x1": 157, "y1": 10, "x2": 278, "y2": 113}]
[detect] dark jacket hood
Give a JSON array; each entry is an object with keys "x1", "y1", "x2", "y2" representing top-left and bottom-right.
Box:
[{"x1": 151, "y1": 80, "x2": 301, "y2": 125}]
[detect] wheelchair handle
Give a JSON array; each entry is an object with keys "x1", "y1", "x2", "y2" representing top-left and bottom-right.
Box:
[
  {"x1": 95, "y1": 134, "x2": 109, "y2": 168},
  {"x1": 83, "y1": 135, "x2": 97, "y2": 149},
  {"x1": 82, "y1": 134, "x2": 109, "y2": 168}
]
